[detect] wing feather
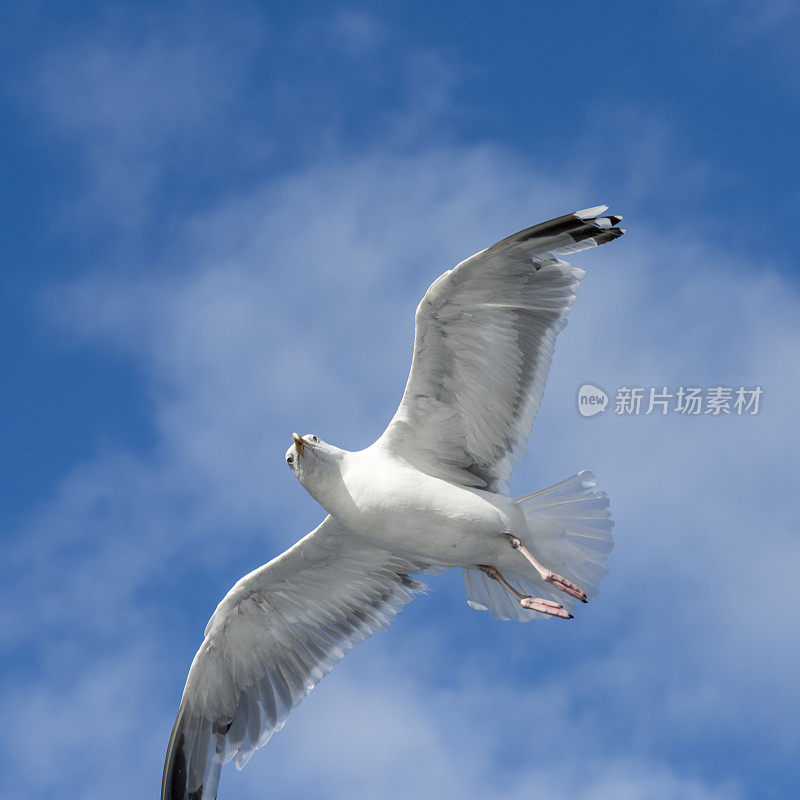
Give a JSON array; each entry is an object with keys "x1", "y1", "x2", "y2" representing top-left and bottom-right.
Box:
[
  {"x1": 380, "y1": 207, "x2": 624, "y2": 493},
  {"x1": 161, "y1": 516, "x2": 429, "y2": 800}
]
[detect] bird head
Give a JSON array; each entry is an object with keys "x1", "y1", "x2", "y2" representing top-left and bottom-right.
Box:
[{"x1": 285, "y1": 432, "x2": 342, "y2": 490}]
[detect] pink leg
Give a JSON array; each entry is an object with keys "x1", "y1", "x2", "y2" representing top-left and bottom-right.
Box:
[
  {"x1": 478, "y1": 565, "x2": 573, "y2": 619},
  {"x1": 507, "y1": 536, "x2": 588, "y2": 603}
]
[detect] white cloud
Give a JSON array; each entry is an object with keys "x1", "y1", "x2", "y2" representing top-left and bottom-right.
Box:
[
  {"x1": 24, "y1": 5, "x2": 265, "y2": 230},
  {"x1": 4, "y1": 137, "x2": 797, "y2": 799},
  {"x1": 4, "y1": 8, "x2": 799, "y2": 795},
  {"x1": 0, "y1": 644, "x2": 169, "y2": 798},
  {"x1": 328, "y1": 8, "x2": 388, "y2": 56},
  {"x1": 211, "y1": 636, "x2": 743, "y2": 800},
  {"x1": 697, "y1": 0, "x2": 800, "y2": 46}
]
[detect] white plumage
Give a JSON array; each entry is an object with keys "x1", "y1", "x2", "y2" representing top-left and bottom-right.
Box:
[{"x1": 162, "y1": 206, "x2": 624, "y2": 800}]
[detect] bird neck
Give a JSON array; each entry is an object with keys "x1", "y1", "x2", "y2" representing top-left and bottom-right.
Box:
[{"x1": 304, "y1": 451, "x2": 363, "y2": 528}]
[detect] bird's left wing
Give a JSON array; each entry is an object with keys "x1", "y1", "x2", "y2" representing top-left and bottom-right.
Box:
[
  {"x1": 161, "y1": 515, "x2": 429, "y2": 800},
  {"x1": 380, "y1": 206, "x2": 624, "y2": 494}
]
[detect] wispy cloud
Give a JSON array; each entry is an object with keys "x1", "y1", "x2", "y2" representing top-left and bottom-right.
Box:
[
  {"x1": 684, "y1": 0, "x2": 800, "y2": 84},
  {"x1": 698, "y1": 0, "x2": 800, "y2": 45},
  {"x1": 3, "y1": 5, "x2": 799, "y2": 799},
  {"x1": 328, "y1": 8, "x2": 389, "y2": 56},
  {"x1": 24, "y1": 4, "x2": 265, "y2": 232},
  {"x1": 4, "y1": 137, "x2": 798, "y2": 797}
]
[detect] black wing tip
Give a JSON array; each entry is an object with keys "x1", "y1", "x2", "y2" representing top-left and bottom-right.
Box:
[
  {"x1": 162, "y1": 705, "x2": 220, "y2": 800},
  {"x1": 162, "y1": 730, "x2": 220, "y2": 800},
  {"x1": 162, "y1": 707, "x2": 187, "y2": 800},
  {"x1": 592, "y1": 227, "x2": 626, "y2": 246},
  {"x1": 500, "y1": 205, "x2": 625, "y2": 251},
  {"x1": 514, "y1": 213, "x2": 580, "y2": 243},
  {"x1": 569, "y1": 206, "x2": 625, "y2": 248}
]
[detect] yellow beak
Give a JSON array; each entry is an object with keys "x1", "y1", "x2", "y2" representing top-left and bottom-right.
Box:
[{"x1": 292, "y1": 432, "x2": 305, "y2": 455}]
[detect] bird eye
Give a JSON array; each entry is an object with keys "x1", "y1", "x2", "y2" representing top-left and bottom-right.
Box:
[
  {"x1": 286, "y1": 455, "x2": 294, "y2": 466},
  {"x1": 311, "y1": 435, "x2": 319, "y2": 443}
]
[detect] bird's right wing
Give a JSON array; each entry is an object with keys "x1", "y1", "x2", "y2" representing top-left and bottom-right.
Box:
[{"x1": 161, "y1": 516, "x2": 430, "y2": 800}]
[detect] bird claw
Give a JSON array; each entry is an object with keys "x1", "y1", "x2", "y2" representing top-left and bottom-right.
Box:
[
  {"x1": 520, "y1": 597, "x2": 572, "y2": 619},
  {"x1": 479, "y1": 563, "x2": 580, "y2": 618},
  {"x1": 543, "y1": 571, "x2": 588, "y2": 603},
  {"x1": 505, "y1": 535, "x2": 589, "y2": 604}
]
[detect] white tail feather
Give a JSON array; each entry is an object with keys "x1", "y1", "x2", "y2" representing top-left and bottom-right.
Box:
[{"x1": 462, "y1": 470, "x2": 614, "y2": 621}]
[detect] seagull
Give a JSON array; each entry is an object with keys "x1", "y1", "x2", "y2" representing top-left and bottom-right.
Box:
[{"x1": 162, "y1": 206, "x2": 624, "y2": 800}]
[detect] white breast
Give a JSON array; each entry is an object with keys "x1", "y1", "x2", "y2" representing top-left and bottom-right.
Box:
[{"x1": 336, "y1": 446, "x2": 522, "y2": 566}]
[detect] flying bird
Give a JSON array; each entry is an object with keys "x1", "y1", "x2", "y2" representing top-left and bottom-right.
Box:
[{"x1": 162, "y1": 206, "x2": 624, "y2": 799}]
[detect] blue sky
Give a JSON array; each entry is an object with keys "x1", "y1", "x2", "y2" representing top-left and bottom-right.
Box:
[{"x1": 2, "y1": 2, "x2": 799, "y2": 798}]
